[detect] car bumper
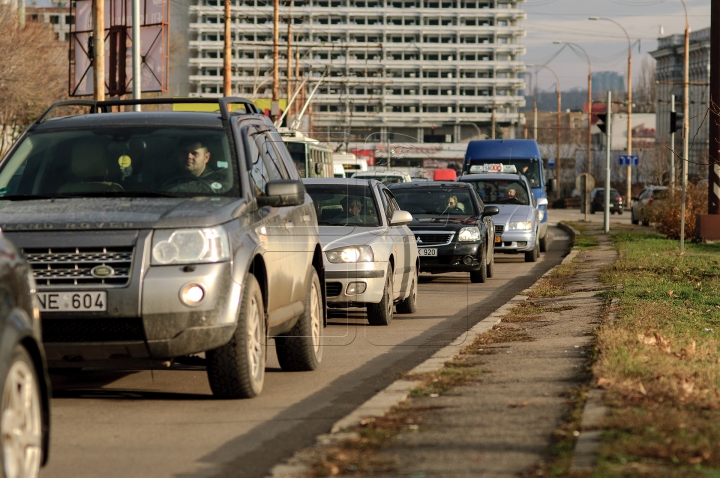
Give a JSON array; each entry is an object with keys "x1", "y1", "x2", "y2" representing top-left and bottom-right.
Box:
[
  {"x1": 43, "y1": 262, "x2": 241, "y2": 366},
  {"x1": 417, "y1": 242, "x2": 481, "y2": 274},
  {"x1": 495, "y1": 230, "x2": 536, "y2": 252},
  {"x1": 324, "y1": 261, "x2": 389, "y2": 307}
]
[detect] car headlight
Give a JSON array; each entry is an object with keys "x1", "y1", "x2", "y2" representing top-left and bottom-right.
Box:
[
  {"x1": 507, "y1": 221, "x2": 532, "y2": 231},
  {"x1": 326, "y1": 245, "x2": 374, "y2": 263},
  {"x1": 152, "y1": 226, "x2": 230, "y2": 265},
  {"x1": 458, "y1": 226, "x2": 481, "y2": 242}
]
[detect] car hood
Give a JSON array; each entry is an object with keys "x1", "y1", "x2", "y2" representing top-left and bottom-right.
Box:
[
  {"x1": 318, "y1": 225, "x2": 389, "y2": 249},
  {"x1": 0, "y1": 197, "x2": 244, "y2": 231},
  {"x1": 407, "y1": 215, "x2": 479, "y2": 231},
  {"x1": 490, "y1": 204, "x2": 534, "y2": 226}
]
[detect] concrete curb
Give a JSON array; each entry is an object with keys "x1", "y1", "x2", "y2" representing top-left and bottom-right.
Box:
[{"x1": 268, "y1": 229, "x2": 579, "y2": 477}]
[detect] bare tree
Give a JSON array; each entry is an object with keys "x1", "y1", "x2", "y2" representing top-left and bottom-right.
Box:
[
  {"x1": 634, "y1": 57, "x2": 656, "y2": 114},
  {"x1": 0, "y1": 7, "x2": 66, "y2": 154}
]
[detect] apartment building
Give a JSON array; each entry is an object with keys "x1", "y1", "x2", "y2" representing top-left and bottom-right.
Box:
[
  {"x1": 182, "y1": 0, "x2": 526, "y2": 144},
  {"x1": 26, "y1": 5, "x2": 73, "y2": 42}
]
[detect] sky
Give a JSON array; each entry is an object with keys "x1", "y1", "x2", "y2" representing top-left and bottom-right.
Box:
[{"x1": 523, "y1": 0, "x2": 710, "y2": 92}]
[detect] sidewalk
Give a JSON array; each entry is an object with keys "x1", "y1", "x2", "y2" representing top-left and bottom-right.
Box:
[{"x1": 272, "y1": 224, "x2": 617, "y2": 478}]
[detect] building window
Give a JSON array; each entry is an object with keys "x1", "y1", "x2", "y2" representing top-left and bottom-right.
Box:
[
  {"x1": 49, "y1": 15, "x2": 59, "y2": 24},
  {"x1": 66, "y1": 15, "x2": 74, "y2": 24}
]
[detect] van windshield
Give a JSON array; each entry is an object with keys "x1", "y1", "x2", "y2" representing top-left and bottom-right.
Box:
[{"x1": 0, "y1": 127, "x2": 239, "y2": 199}]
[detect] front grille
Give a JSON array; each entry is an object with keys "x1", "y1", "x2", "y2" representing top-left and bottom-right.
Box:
[
  {"x1": 326, "y1": 282, "x2": 343, "y2": 297},
  {"x1": 414, "y1": 233, "x2": 454, "y2": 246},
  {"x1": 42, "y1": 318, "x2": 145, "y2": 343},
  {"x1": 23, "y1": 247, "x2": 134, "y2": 287},
  {"x1": 495, "y1": 225, "x2": 505, "y2": 234}
]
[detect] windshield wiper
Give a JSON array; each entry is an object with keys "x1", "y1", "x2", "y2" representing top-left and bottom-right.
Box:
[
  {"x1": 0, "y1": 195, "x2": 58, "y2": 201},
  {"x1": 58, "y1": 191, "x2": 178, "y2": 198}
]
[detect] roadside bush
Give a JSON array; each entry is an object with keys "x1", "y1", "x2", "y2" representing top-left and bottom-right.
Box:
[{"x1": 646, "y1": 183, "x2": 707, "y2": 240}]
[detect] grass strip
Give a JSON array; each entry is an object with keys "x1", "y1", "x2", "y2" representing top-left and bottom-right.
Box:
[{"x1": 593, "y1": 229, "x2": 720, "y2": 476}]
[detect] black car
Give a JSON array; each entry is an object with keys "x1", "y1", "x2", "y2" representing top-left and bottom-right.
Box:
[
  {"x1": 590, "y1": 188, "x2": 623, "y2": 214},
  {"x1": 0, "y1": 233, "x2": 51, "y2": 478},
  {"x1": 0, "y1": 98, "x2": 326, "y2": 399},
  {"x1": 390, "y1": 182, "x2": 498, "y2": 283}
]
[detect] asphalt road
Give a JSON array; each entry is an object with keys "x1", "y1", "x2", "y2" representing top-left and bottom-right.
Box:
[{"x1": 41, "y1": 223, "x2": 575, "y2": 478}]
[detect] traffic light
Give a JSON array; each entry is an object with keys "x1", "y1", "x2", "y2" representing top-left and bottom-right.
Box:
[
  {"x1": 596, "y1": 113, "x2": 608, "y2": 134},
  {"x1": 670, "y1": 111, "x2": 684, "y2": 133}
]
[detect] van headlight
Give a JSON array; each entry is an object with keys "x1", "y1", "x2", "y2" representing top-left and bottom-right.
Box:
[
  {"x1": 152, "y1": 226, "x2": 230, "y2": 265},
  {"x1": 326, "y1": 245, "x2": 374, "y2": 263},
  {"x1": 458, "y1": 227, "x2": 481, "y2": 242},
  {"x1": 507, "y1": 221, "x2": 532, "y2": 231}
]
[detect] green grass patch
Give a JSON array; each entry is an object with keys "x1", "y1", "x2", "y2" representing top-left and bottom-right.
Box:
[{"x1": 593, "y1": 229, "x2": 720, "y2": 474}]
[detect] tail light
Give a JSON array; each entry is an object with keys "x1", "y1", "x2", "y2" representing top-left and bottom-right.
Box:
[{"x1": 649, "y1": 197, "x2": 654, "y2": 203}]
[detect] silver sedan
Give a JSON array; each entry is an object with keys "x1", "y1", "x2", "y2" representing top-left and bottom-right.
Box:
[{"x1": 303, "y1": 178, "x2": 419, "y2": 325}]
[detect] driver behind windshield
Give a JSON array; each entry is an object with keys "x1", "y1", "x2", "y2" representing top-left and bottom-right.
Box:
[
  {"x1": 178, "y1": 139, "x2": 211, "y2": 177},
  {"x1": 166, "y1": 138, "x2": 230, "y2": 193}
]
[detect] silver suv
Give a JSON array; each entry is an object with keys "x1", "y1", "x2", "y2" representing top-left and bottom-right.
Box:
[{"x1": 0, "y1": 98, "x2": 326, "y2": 398}]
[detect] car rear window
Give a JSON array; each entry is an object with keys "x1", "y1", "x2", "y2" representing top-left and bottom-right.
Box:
[
  {"x1": 0, "y1": 127, "x2": 239, "y2": 198},
  {"x1": 393, "y1": 187, "x2": 478, "y2": 216}
]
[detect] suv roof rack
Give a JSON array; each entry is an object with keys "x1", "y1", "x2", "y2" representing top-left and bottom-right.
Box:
[{"x1": 35, "y1": 97, "x2": 260, "y2": 124}]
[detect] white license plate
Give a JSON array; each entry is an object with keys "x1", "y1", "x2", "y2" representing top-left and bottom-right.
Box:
[
  {"x1": 418, "y1": 248, "x2": 438, "y2": 257},
  {"x1": 37, "y1": 292, "x2": 107, "y2": 312}
]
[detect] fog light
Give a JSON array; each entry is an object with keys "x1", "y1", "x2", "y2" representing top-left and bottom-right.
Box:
[
  {"x1": 517, "y1": 241, "x2": 527, "y2": 247},
  {"x1": 346, "y1": 282, "x2": 367, "y2": 295},
  {"x1": 180, "y1": 283, "x2": 205, "y2": 306},
  {"x1": 463, "y1": 255, "x2": 474, "y2": 265}
]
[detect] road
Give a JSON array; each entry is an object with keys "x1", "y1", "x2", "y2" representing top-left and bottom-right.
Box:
[{"x1": 40, "y1": 221, "x2": 587, "y2": 478}]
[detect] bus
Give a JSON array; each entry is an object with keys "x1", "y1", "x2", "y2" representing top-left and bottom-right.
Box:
[
  {"x1": 463, "y1": 139, "x2": 556, "y2": 252},
  {"x1": 279, "y1": 129, "x2": 333, "y2": 178}
]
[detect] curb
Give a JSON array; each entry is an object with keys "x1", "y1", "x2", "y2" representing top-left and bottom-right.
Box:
[{"x1": 268, "y1": 227, "x2": 578, "y2": 477}]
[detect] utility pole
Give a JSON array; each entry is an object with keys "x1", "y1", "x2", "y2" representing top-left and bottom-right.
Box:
[
  {"x1": 132, "y1": 0, "x2": 141, "y2": 111},
  {"x1": 586, "y1": 61, "x2": 592, "y2": 220},
  {"x1": 604, "y1": 91, "x2": 612, "y2": 234},
  {"x1": 680, "y1": 0, "x2": 690, "y2": 253},
  {"x1": 670, "y1": 94, "x2": 676, "y2": 190},
  {"x1": 272, "y1": 0, "x2": 280, "y2": 120},
  {"x1": 556, "y1": 82, "x2": 561, "y2": 199},
  {"x1": 286, "y1": 0, "x2": 294, "y2": 124},
  {"x1": 533, "y1": 97, "x2": 537, "y2": 141},
  {"x1": 92, "y1": 0, "x2": 105, "y2": 101},
  {"x1": 223, "y1": 0, "x2": 232, "y2": 96},
  {"x1": 709, "y1": 2, "x2": 720, "y2": 217}
]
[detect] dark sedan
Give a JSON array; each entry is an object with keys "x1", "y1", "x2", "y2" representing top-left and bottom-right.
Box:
[
  {"x1": 390, "y1": 182, "x2": 498, "y2": 283},
  {"x1": 590, "y1": 188, "x2": 623, "y2": 214},
  {"x1": 0, "y1": 233, "x2": 51, "y2": 478}
]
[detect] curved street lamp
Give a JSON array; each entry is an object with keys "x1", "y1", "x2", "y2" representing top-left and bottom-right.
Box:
[
  {"x1": 554, "y1": 41, "x2": 592, "y2": 219},
  {"x1": 589, "y1": 17, "x2": 632, "y2": 210}
]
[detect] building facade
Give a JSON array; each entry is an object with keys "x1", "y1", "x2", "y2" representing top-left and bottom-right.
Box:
[
  {"x1": 180, "y1": 0, "x2": 526, "y2": 146},
  {"x1": 650, "y1": 27, "x2": 709, "y2": 177},
  {"x1": 25, "y1": 6, "x2": 73, "y2": 42}
]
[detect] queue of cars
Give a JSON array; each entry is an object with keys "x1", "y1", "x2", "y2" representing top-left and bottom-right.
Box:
[{"x1": 0, "y1": 99, "x2": 554, "y2": 477}]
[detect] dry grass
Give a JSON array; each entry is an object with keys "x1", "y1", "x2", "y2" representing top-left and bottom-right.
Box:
[
  {"x1": 593, "y1": 230, "x2": 720, "y2": 474},
  {"x1": 525, "y1": 263, "x2": 577, "y2": 299}
]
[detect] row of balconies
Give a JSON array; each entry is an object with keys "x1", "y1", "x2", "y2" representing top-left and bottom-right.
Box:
[{"x1": 190, "y1": 5, "x2": 525, "y2": 16}]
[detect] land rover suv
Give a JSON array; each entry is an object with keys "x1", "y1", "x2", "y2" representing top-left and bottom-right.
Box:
[{"x1": 0, "y1": 98, "x2": 326, "y2": 399}]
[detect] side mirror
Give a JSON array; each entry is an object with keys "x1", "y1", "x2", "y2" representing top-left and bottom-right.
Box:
[
  {"x1": 257, "y1": 180, "x2": 305, "y2": 207},
  {"x1": 390, "y1": 210, "x2": 412, "y2": 226},
  {"x1": 483, "y1": 205, "x2": 499, "y2": 216},
  {"x1": 536, "y1": 197, "x2": 549, "y2": 207},
  {"x1": 548, "y1": 178, "x2": 558, "y2": 192}
]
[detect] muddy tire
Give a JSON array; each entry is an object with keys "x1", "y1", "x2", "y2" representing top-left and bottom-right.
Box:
[
  {"x1": 486, "y1": 244, "x2": 495, "y2": 278},
  {"x1": 367, "y1": 266, "x2": 393, "y2": 325},
  {"x1": 275, "y1": 268, "x2": 324, "y2": 371},
  {"x1": 539, "y1": 234, "x2": 548, "y2": 253},
  {"x1": 206, "y1": 274, "x2": 266, "y2": 399}
]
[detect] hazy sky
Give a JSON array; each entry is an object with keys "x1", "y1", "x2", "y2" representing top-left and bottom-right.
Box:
[{"x1": 524, "y1": 0, "x2": 710, "y2": 92}]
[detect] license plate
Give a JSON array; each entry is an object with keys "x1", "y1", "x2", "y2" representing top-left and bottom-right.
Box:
[
  {"x1": 495, "y1": 236, "x2": 502, "y2": 243},
  {"x1": 418, "y1": 248, "x2": 438, "y2": 257},
  {"x1": 37, "y1": 291, "x2": 107, "y2": 312}
]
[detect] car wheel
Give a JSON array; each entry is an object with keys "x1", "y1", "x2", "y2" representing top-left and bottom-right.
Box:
[
  {"x1": 539, "y1": 234, "x2": 548, "y2": 253},
  {"x1": 1, "y1": 345, "x2": 42, "y2": 478},
  {"x1": 631, "y1": 210, "x2": 639, "y2": 224},
  {"x1": 486, "y1": 244, "x2": 495, "y2": 278},
  {"x1": 396, "y1": 269, "x2": 417, "y2": 314},
  {"x1": 275, "y1": 268, "x2": 324, "y2": 371},
  {"x1": 470, "y1": 248, "x2": 487, "y2": 283},
  {"x1": 367, "y1": 265, "x2": 393, "y2": 325},
  {"x1": 618, "y1": 209, "x2": 624, "y2": 215},
  {"x1": 206, "y1": 274, "x2": 266, "y2": 398},
  {"x1": 590, "y1": 205, "x2": 596, "y2": 214},
  {"x1": 642, "y1": 219, "x2": 650, "y2": 226},
  {"x1": 525, "y1": 240, "x2": 539, "y2": 263}
]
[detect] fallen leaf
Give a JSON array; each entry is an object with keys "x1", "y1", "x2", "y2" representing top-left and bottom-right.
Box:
[
  {"x1": 667, "y1": 290, "x2": 674, "y2": 296},
  {"x1": 681, "y1": 380, "x2": 695, "y2": 395},
  {"x1": 637, "y1": 334, "x2": 657, "y2": 345},
  {"x1": 638, "y1": 381, "x2": 647, "y2": 395}
]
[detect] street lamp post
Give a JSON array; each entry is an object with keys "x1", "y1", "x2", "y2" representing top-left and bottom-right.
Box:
[
  {"x1": 555, "y1": 41, "x2": 592, "y2": 220},
  {"x1": 528, "y1": 64, "x2": 562, "y2": 199},
  {"x1": 589, "y1": 17, "x2": 632, "y2": 210}
]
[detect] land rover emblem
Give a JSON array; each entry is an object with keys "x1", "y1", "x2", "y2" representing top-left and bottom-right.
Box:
[{"x1": 91, "y1": 265, "x2": 115, "y2": 278}]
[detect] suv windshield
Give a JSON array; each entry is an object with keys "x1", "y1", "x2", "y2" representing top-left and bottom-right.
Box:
[
  {"x1": 305, "y1": 184, "x2": 380, "y2": 227},
  {"x1": 0, "y1": 127, "x2": 239, "y2": 198},
  {"x1": 464, "y1": 179, "x2": 530, "y2": 205},
  {"x1": 393, "y1": 187, "x2": 478, "y2": 216}
]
